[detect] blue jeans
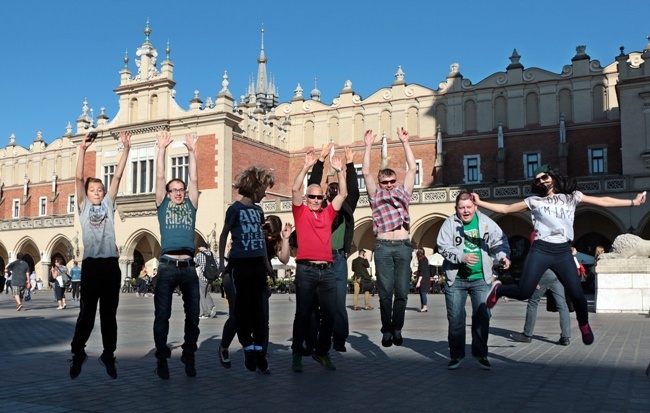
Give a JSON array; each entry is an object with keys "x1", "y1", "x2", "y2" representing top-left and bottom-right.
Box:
[
  {"x1": 498, "y1": 240, "x2": 588, "y2": 326},
  {"x1": 332, "y1": 251, "x2": 349, "y2": 346},
  {"x1": 524, "y1": 269, "x2": 571, "y2": 338},
  {"x1": 419, "y1": 289, "x2": 428, "y2": 307},
  {"x1": 291, "y1": 263, "x2": 336, "y2": 356},
  {"x1": 153, "y1": 258, "x2": 200, "y2": 360},
  {"x1": 374, "y1": 239, "x2": 412, "y2": 334},
  {"x1": 445, "y1": 278, "x2": 490, "y2": 359}
]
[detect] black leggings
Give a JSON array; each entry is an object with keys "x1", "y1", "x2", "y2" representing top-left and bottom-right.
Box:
[{"x1": 497, "y1": 240, "x2": 588, "y2": 326}]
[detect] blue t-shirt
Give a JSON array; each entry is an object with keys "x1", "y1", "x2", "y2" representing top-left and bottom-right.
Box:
[
  {"x1": 225, "y1": 201, "x2": 266, "y2": 259},
  {"x1": 157, "y1": 197, "x2": 197, "y2": 255}
]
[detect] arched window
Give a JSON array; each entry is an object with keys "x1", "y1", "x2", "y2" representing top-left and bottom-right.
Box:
[
  {"x1": 592, "y1": 85, "x2": 607, "y2": 120},
  {"x1": 304, "y1": 120, "x2": 314, "y2": 148},
  {"x1": 494, "y1": 96, "x2": 507, "y2": 129},
  {"x1": 407, "y1": 107, "x2": 419, "y2": 136},
  {"x1": 149, "y1": 95, "x2": 158, "y2": 120},
  {"x1": 328, "y1": 117, "x2": 339, "y2": 142},
  {"x1": 525, "y1": 92, "x2": 539, "y2": 125},
  {"x1": 129, "y1": 98, "x2": 139, "y2": 123},
  {"x1": 354, "y1": 113, "x2": 364, "y2": 142},
  {"x1": 380, "y1": 110, "x2": 391, "y2": 136},
  {"x1": 463, "y1": 100, "x2": 477, "y2": 132}
]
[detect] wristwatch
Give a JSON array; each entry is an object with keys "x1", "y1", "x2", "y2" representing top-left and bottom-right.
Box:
[{"x1": 334, "y1": 167, "x2": 343, "y2": 173}]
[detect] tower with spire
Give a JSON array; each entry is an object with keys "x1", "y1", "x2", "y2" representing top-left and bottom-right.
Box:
[{"x1": 242, "y1": 28, "x2": 279, "y2": 111}]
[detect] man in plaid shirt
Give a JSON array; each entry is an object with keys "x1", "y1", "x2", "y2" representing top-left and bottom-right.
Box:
[
  {"x1": 195, "y1": 241, "x2": 217, "y2": 319},
  {"x1": 362, "y1": 127, "x2": 417, "y2": 348}
]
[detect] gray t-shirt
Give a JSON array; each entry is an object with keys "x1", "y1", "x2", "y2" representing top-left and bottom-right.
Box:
[
  {"x1": 525, "y1": 191, "x2": 583, "y2": 243},
  {"x1": 6, "y1": 259, "x2": 29, "y2": 287},
  {"x1": 79, "y1": 195, "x2": 119, "y2": 259}
]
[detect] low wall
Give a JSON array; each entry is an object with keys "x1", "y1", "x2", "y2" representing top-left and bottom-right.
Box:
[{"x1": 595, "y1": 257, "x2": 650, "y2": 313}]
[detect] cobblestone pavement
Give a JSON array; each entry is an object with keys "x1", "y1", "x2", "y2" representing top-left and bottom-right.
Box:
[{"x1": 1, "y1": 289, "x2": 649, "y2": 413}]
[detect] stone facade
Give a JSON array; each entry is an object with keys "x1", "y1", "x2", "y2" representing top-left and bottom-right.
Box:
[{"x1": 2, "y1": 25, "x2": 650, "y2": 284}]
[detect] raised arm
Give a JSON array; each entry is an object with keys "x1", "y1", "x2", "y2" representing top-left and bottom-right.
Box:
[
  {"x1": 183, "y1": 133, "x2": 199, "y2": 208},
  {"x1": 398, "y1": 128, "x2": 417, "y2": 194},
  {"x1": 155, "y1": 131, "x2": 173, "y2": 206},
  {"x1": 471, "y1": 193, "x2": 528, "y2": 214},
  {"x1": 581, "y1": 191, "x2": 646, "y2": 208},
  {"x1": 75, "y1": 133, "x2": 95, "y2": 210},
  {"x1": 308, "y1": 142, "x2": 333, "y2": 186},
  {"x1": 278, "y1": 222, "x2": 293, "y2": 264},
  {"x1": 362, "y1": 130, "x2": 377, "y2": 197},
  {"x1": 344, "y1": 146, "x2": 360, "y2": 208},
  {"x1": 329, "y1": 155, "x2": 348, "y2": 211},
  {"x1": 108, "y1": 131, "x2": 132, "y2": 202},
  {"x1": 292, "y1": 150, "x2": 317, "y2": 206}
]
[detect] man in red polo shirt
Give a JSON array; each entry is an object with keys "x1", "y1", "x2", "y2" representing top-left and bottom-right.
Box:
[{"x1": 290, "y1": 149, "x2": 347, "y2": 372}]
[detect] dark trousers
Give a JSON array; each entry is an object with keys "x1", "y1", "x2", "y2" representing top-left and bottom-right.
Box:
[
  {"x1": 498, "y1": 240, "x2": 589, "y2": 326},
  {"x1": 71, "y1": 257, "x2": 121, "y2": 356},
  {"x1": 231, "y1": 257, "x2": 268, "y2": 348}
]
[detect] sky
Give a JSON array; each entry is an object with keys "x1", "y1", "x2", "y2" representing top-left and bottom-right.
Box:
[{"x1": 0, "y1": 0, "x2": 648, "y2": 147}]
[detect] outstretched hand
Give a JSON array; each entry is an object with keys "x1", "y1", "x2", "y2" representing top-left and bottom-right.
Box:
[
  {"x1": 157, "y1": 130, "x2": 173, "y2": 149},
  {"x1": 331, "y1": 155, "x2": 343, "y2": 170},
  {"x1": 304, "y1": 150, "x2": 317, "y2": 167},
  {"x1": 364, "y1": 129, "x2": 376, "y2": 147},
  {"x1": 282, "y1": 222, "x2": 294, "y2": 239},
  {"x1": 119, "y1": 131, "x2": 131, "y2": 150},
  {"x1": 345, "y1": 146, "x2": 354, "y2": 164},
  {"x1": 183, "y1": 133, "x2": 197, "y2": 152},
  {"x1": 319, "y1": 142, "x2": 334, "y2": 161},
  {"x1": 396, "y1": 127, "x2": 409, "y2": 143}
]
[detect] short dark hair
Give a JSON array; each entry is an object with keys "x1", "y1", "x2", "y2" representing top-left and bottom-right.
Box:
[
  {"x1": 455, "y1": 191, "x2": 473, "y2": 206},
  {"x1": 165, "y1": 179, "x2": 186, "y2": 193},
  {"x1": 84, "y1": 177, "x2": 105, "y2": 194}
]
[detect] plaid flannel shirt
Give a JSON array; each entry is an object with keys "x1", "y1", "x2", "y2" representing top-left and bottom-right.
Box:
[
  {"x1": 194, "y1": 250, "x2": 217, "y2": 282},
  {"x1": 369, "y1": 184, "x2": 411, "y2": 236}
]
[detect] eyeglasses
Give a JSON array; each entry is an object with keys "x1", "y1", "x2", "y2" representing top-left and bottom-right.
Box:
[
  {"x1": 168, "y1": 188, "x2": 185, "y2": 194},
  {"x1": 306, "y1": 194, "x2": 324, "y2": 200},
  {"x1": 534, "y1": 174, "x2": 550, "y2": 183},
  {"x1": 379, "y1": 179, "x2": 397, "y2": 185}
]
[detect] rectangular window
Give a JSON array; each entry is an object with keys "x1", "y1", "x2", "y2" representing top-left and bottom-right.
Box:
[
  {"x1": 39, "y1": 196, "x2": 47, "y2": 216},
  {"x1": 130, "y1": 147, "x2": 155, "y2": 194},
  {"x1": 104, "y1": 164, "x2": 116, "y2": 190},
  {"x1": 68, "y1": 195, "x2": 75, "y2": 213},
  {"x1": 463, "y1": 155, "x2": 482, "y2": 184},
  {"x1": 589, "y1": 147, "x2": 607, "y2": 174},
  {"x1": 354, "y1": 165, "x2": 366, "y2": 191},
  {"x1": 171, "y1": 155, "x2": 189, "y2": 184},
  {"x1": 12, "y1": 199, "x2": 19, "y2": 218},
  {"x1": 523, "y1": 152, "x2": 540, "y2": 180}
]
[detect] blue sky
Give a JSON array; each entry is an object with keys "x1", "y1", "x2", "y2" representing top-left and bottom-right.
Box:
[{"x1": 0, "y1": 1, "x2": 647, "y2": 147}]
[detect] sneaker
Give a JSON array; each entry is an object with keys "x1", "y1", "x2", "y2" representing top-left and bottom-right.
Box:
[
  {"x1": 510, "y1": 332, "x2": 532, "y2": 343},
  {"x1": 244, "y1": 350, "x2": 257, "y2": 372},
  {"x1": 556, "y1": 337, "x2": 570, "y2": 346},
  {"x1": 364, "y1": 306, "x2": 374, "y2": 310},
  {"x1": 69, "y1": 353, "x2": 87, "y2": 379},
  {"x1": 255, "y1": 350, "x2": 270, "y2": 374},
  {"x1": 381, "y1": 333, "x2": 393, "y2": 348},
  {"x1": 474, "y1": 355, "x2": 491, "y2": 370},
  {"x1": 291, "y1": 353, "x2": 303, "y2": 373},
  {"x1": 579, "y1": 323, "x2": 594, "y2": 345},
  {"x1": 447, "y1": 357, "x2": 464, "y2": 370},
  {"x1": 180, "y1": 354, "x2": 196, "y2": 377},
  {"x1": 312, "y1": 353, "x2": 336, "y2": 371},
  {"x1": 199, "y1": 315, "x2": 209, "y2": 319},
  {"x1": 99, "y1": 353, "x2": 118, "y2": 379},
  {"x1": 155, "y1": 358, "x2": 170, "y2": 380},
  {"x1": 333, "y1": 342, "x2": 347, "y2": 352},
  {"x1": 486, "y1": 281, "x2": 502, "y2": 309},
  {"x1": 392, "y1": 330, "x2": 403, "y2": 346},
  {"x1": 218, "y1": 346, "x2": 231, "y2": 368},
  {"x1": 209, "y1": 306, "x2": 218, "y2": 318}
]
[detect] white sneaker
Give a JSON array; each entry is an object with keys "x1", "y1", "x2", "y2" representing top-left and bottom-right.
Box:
[
  {"x1": 199, "y1": 315, "x2": 209, "y2": 320},
  {"x1": 209, "y1": 306, "x2": 217, "y2": 318}
]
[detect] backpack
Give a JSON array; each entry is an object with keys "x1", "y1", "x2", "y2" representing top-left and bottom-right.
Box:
[{"x1": 200, "y1": 251, "x2": 219, "y2": 281}]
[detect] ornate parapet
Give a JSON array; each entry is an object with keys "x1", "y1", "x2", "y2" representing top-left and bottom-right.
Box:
[{"x1": 595, "y1": 258, "x2": 650, "y2": 313}]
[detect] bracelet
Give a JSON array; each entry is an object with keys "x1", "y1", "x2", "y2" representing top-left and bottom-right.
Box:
[
  {"x1": 631, "y1": 199, "x2": 635, "y2": 207},
  {"x1": 81, "y1": 145, "x2": 87, "y2": 151},
  {"x1": 334, "y1": 167, "x2": 343, "y2": 173}
]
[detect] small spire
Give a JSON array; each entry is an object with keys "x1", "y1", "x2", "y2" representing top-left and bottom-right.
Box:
[
  {"x1": 394, "y1": 65, "x2": 405, "y2": 82},
  {"x1": 144, "y1": 19, "x2": 151, "y2": 43},
  {"x1": 8, "y1": 133, "x2": 16, "y2": 146},
  {"x1": 123, "y1": 49, "x2": 129, "y2": 68},
  {"x1": 310, "y1": 77, "x2": 321, "y2": 102},
  {"x1": 644, "y1": 35, "x2": 650, "y2": 53},
  {"x1": 294, "y1": 83, "x2": 303, "y2": 98},
  {"x1": 220, "y1": 70, "x2": 230, "y2": 94}
]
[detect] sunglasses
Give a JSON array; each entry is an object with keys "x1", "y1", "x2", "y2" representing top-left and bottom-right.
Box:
[
  {"x1": 380, "y1": 179, "x2": 397, "y2": 185},
  {"x1": 534, "y1": 174, "x2": 550, "y2": 183},
  {"x1": 306, "y1": 194, "x2": 324, "y2": 200}
]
